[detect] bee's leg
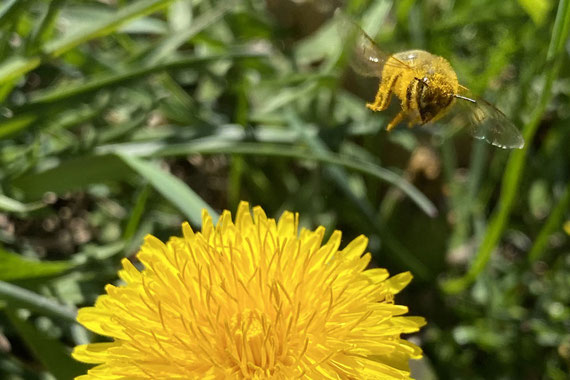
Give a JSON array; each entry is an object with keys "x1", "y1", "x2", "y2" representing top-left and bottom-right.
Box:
[
  {"x1": 407, "y1": 117, "x2": 421, "y2": 127},
  {"x1": 386, "y1": 111, "x2": 405, "y2": 131},
  {"x1": 366, "y1": 78, "x2": 393, "y2": 111}
]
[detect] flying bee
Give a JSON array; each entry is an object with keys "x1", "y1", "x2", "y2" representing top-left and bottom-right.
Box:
[{"x1": 337, "y1": 11, "x2": 525, "y2": 149}]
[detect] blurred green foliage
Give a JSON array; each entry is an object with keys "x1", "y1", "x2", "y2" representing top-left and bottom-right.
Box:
[{"x1": 0, "y1": 0, "x2": 569, "y2": 379}]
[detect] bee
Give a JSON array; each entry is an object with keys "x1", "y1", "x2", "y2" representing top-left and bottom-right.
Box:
[{"x1": 337, "y1": 11, "x2": 525, "y2": 149}]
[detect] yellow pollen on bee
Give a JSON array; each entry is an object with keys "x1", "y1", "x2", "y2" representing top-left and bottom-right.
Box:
[{"x1": 367, "y1": 50, "x2": 459, "y2": 130}]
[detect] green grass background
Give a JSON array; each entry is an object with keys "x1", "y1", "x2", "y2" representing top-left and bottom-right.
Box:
[{"x1": 0, "y1": 0, "x2": 569, "y2": 378}]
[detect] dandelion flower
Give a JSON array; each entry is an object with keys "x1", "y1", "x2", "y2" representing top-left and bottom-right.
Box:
[{"x1": 73, "y1": 202, "x2": 425, "y2": 379}]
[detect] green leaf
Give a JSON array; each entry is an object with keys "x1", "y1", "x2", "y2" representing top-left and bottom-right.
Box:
[
  {"x1": 117, "y1": 153, "x2": 219, "y2": 226},
  {"x1": 0, "y1": 56, "x2": 41, "y2": 87},
  {"x1": 0, "y1": 248, "x2": 70, "y2": 281},
  {"x1": 11, "y1": 152, "x2": 219, "y2": 226},
  {"x1": 518, "y1": 0, "x2": 552, "y2": 25},
  {"x1": 12, "y1": 154, "x2": 132, "y2": 199},
  {"x1": 0, "y1": 0, "x2": 22, "y2": 25},
  {"x1": 168, "y1": 0, "x2": 193, "y2": 32},
  {"x1": 0, "y1": 113, "x2": 38, "y2": 139},
  {"x1": 0, "y1": 194, "x2": 44, "y2": 213}
]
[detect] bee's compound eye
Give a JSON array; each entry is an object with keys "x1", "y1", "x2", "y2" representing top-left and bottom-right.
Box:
[{"x1": 422, "y1": 77, "x2": 429, "y2": 84}]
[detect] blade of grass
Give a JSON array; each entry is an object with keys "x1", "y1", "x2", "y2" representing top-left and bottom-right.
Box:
[
  {"x1": 528, "y1": 184, "x2": 570, "y2": 262},
  {"x1": 25, "y1": 51, "x2": 265, "y2": 106},
  {"x1": 11, "y1": 154, "x2": 132, "y2": 199},
  {"x1": 117, "y1": 153, "x2": 219, "y2": 226},
  {"x1": 0, "y1": 280, "x2": 77, "y2": 322},
  {"x1": 5, "y1": 308, "x2": 88, "y2": 379},
  {"x1": 251, "y1": 82, "x2": 320, "y2": 118},
  {"x1": 168, "y1": 0, "x2": 193, "y2": 31},
  {"x1": 0, "y1": 56, "x2": 42, "y2": 87},
  {"x1": 440, "y1": 139, "x2": 467, "y2": 248},
  {"x1": 0, "y1": 248, "x2": 70, "y2": 281},
  {"x1": 0, "y1": 0, "x2": 22, "y2": 25},
  {"x1": 26, "y1": 0, "x2": 66, "y2": 54},
  {"x1": 99, "y1": 140, "x2": 437, "y2": 221},
  {"x1": 44, "y1": 0, "x2": 175, "y2": 57},
  {"x1": 441, "y1": 0, "x2": 570, "y2": 293},
  {"x1": 10, "y1": 152, "x2": 218, "y2": 227},
  {"x1": 0, "y1": 357, "x2": 38, "y2": 379},
  {"x1": 0, "y1": 0, "x2": 176, "y2": 85},
  {"x1": 98, "y1": 111, "x2": 149, "y2": 143},
  {"x1": 228, "y1": 156, "x2": 245, "y2": 211},
  {"x1": 467, "y1": 140, "x2": 489, "y2": 207},
  {"x1": 0, "y1": 194, "x2": 44, "y2": 212},
  {"x1": 122, "y1": 184, "x2": 151, "y2": 242},
  {"x1": 285, "y1": 110, "x2": 432, "y2": 279},
  {"x1": 140, "y1": 1, "x2": 233, "y2": 65},
  {"x1": 0, "y1": 0, "x2": 29, "y2": 63},
  {"x1": 0, "y1": 79, "x2": 17, "y2": 103},
  {"x1": 0, "y1": 113, "x2": 38, "y2": 139}
]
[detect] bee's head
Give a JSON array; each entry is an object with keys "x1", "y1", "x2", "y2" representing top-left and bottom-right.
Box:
[{"x1": 415, "y1": 74, "x2": 455, "y2": 123}]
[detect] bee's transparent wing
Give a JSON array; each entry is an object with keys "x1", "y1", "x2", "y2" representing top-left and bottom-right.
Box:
[
  {"x1": 334, "y1": 9, "x2": 409, "y2": 78},
  {"x1": 453, "y1": 92, "x2": 525, "y2": 149}
]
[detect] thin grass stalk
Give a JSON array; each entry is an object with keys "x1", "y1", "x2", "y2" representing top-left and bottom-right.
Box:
[{"x1": 441, "y1": 0, "x2": 570, "y2": 293}]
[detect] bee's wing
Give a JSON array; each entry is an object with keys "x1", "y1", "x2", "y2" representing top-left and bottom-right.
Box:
[
  {"x1": 453, "y1": 91, "x2": 525, "y2": 149},
  {"x1": 335, "y1": 9, "x2": 410, "y2": 78}
]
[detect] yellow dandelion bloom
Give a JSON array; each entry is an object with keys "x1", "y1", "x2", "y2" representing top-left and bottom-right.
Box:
[{"x1": 73, "y1": 202, "x2": 426, "y2": 379}]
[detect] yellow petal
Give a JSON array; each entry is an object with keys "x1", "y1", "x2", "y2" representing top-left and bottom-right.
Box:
[
  {"x1": 341, "y1": 234, "x2": 369, "y2": 260},
  {"x1": 386, "y1": 271, "x2": 413, "y2": 294},
  {"x1": 72, "y1": 342, "x2": 120, "y2": 364}
]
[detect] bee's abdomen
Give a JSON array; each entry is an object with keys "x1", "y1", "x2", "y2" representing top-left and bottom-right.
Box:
[{"x1": 404, "y1": 79, "x2": 420, "y2": 112}]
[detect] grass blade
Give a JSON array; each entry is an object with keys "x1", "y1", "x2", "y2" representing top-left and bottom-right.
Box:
[
  {"x1": 441, "y1": 0, "x2": 570, "y2": 293},
  {"x1": 0, "y1": 248, "x2": 70, "y2": 281},
  {"x1": 26, "y1": 0, "x2": 66, "y2": 54},
  {"x1": 100, "y1": 140, "x2": 437, "y2": 219},
  {"x1": 117, "y1": 153, "x2": 219, "y2": 226},
  {"x1": 5, "y1": 308, "x2": 88, "y2": 379},
  {"x1": 26, "y1": 52, "x2": 265, "y2": 106},
  {"x1": 0, "y1": 194, "x2": 44, "y2": 212},
  {"x1": 0, "y1": 280, "x2": 77, "y2": 322},
  {"x1": 0, "y1": 0, "x2": 22, "y2": 25},
  {"x1": 528, "y1": 184, "x2": 570, "y2": 262},
  {"x1": 12, "y1": 154, "x2": 131, "y2": 199},
  {"x1": 0, "y1": 0, "x2": 176, "y2": 85},
  {"x1": 140, "y1": 2, "x2": 233, "y2": 65},
  {"x1": 122, "y1": 185, "x2": 151, "y2": 242},
  {"x1": 284, "y1": 109, "x2": 432, "y2": 277},
  {"x1": 43, "y1": 0, "x2": 176, "y2": 57},
  {"x1": 0, "y1": 56, "x2": 41, "y2": 86},
  {"x1": 0, "y1": 113, "x2": 38, "y2": 139}
]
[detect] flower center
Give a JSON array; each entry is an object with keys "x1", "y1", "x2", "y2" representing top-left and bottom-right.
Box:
[{"x1": 229, "y1": 309, "x2": 278, "y2": 377}]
